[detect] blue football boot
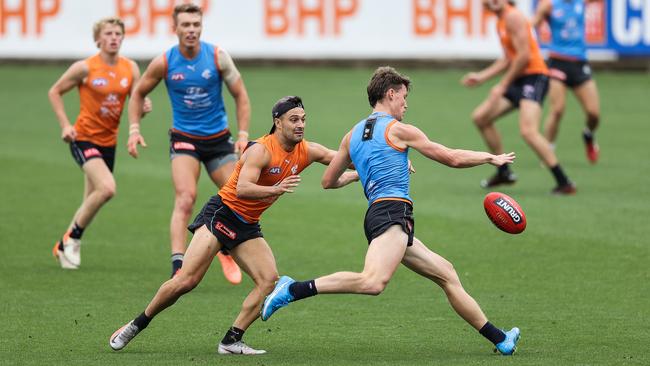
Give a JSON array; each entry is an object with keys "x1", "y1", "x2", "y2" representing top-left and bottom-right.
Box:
[
  {"x1": 495, "y1": 327, "x2": 520, "y2": 355},
  {"x1": 261, "y1": 276, "x2": 295, "y2": 321}
]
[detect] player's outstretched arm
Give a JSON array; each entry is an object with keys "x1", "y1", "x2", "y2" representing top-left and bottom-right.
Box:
[
  {"x1": 48, "y1": 60, "x2": 88, "y2": 142},
  {"x1": 391, "y1": 122, "x2": 515, "y2": 168},
  {"x1": 461, "y1": 58, "x2": 510, "y2": 87},
  {"x1": 127, "y1": 55, "x2": 164, "y2": 158},
  {"x1": 236, "y1": 144, "x2": 300, "y2": 199},
  {"x1": 321, "y1": 132, "x2": 359, "y2": 189}
]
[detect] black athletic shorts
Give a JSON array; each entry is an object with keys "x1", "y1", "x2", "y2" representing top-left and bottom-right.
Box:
[
  {"x1": 188, "y1": 195, "x2": 263, "y2": 251},
  {"x1": 69, "y1": 140, "x2": 116, "y2": 172},
  {"x1": 547, "y1": 57, "x2": 592, "y2": 88},
  {"x1": 504, "y1": 74, "x2": 549, "y2": 108},
  {"x1": 169, "y1": 129, "x2": 238, "y2": 173},
  {"x1": 364, "y1": 199, "x2": 415, "y2": 247}
]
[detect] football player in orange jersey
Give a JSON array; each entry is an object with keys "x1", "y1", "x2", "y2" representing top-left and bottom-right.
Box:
[
  {"x1": 48, "y1": 17, "x2": 152, "y2": 269},
  {"x1": 462, "y1": 0, "x2": 576, "y2": 194},
  {"x1": 109, "y1": 96, "x2": 358, "y2": 355}
]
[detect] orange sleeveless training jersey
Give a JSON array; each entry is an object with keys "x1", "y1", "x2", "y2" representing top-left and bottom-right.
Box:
[
  {"x1": 497, "y1": 5, "x2": 548, "y2": 76},
  {"x1": 74, "y1": 54, "x2": 134, "y2": 146},
  {"x1": 219, "y1": 134, "x2": 311, "y2": 223}
]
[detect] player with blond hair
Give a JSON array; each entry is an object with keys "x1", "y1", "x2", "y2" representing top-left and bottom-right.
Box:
[{"x1": 48, "y1": 17, "x2": 151, "y2": 269}]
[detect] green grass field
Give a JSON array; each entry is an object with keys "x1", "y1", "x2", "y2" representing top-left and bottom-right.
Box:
[{"x1": 1, "y1": 64, "x2": 649, "y2": 365}]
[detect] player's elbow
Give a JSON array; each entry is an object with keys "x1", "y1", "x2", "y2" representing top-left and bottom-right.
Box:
[
  {"x1": 47, "y1": 87, "x2": 60, "y2": 100},
  {"x1": 321, "y1": 177, "x2": 336, "y2": 189}
]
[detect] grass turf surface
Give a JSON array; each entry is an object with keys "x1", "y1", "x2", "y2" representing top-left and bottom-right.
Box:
[{"x1": 0, "y1": 65, "x2": 649, "y2": 365}]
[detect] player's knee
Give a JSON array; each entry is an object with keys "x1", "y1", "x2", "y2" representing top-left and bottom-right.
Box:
[
  {"x1": 471, "y1": 110, "x2": 488, "y2": 128},
  {"x1": 175, "y1": 273, "x2": 200, "y2": 294},
  {"x1": 175, "y1": 191, "x2": 196, "y2": 213},
  {"x1": 360, "y1": 275, "x2": 389, "y2": 296},
  {"x1": 438, "y1": 260, "x2": 461, "y2": 287},
  {"x1": 257, "y1": 273, "x2": 279, "y2": 295},
  {"x1": 98, "y1": 181, "x2": 116, "y2": 202},
  {"x1": 519, "y1": 126, "x2": 538, "y2": 143},
  {"x1": 551, "y1": 105, "x2": 565, "y2": 120}
]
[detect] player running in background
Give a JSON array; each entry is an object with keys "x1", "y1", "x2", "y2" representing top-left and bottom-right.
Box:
[
  {"x1": 127, "y1": 4, "x2": 249, "y2": 281},
  {"x1": 48, "y1": 17, "x2": 152, "y2": 269},
  {"x1": 109, "y1": 96, "x2": 359, "y2": 355},
  {"x1": 532, "y1": 0, "x2": 601, "y2": 163},
  {"x1": 261, "y1": 67, "x2": 521, "y2": 356},
  {"x1": 462, "y1": 0, "x2": 576, "y2": 194}
]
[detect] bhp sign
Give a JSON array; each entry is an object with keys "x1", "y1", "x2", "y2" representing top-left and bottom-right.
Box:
[{"x1": 0, "y1": 0, "x2": 648, "y2": 59}]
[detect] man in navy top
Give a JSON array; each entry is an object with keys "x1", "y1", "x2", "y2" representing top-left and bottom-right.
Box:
[{"x1": 127, "y1": 3, "x2": 249, "y2": 281}]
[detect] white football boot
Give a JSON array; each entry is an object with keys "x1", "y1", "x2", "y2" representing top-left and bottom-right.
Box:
[
  {"x1": 52, "y1": 235, "x2": 79, "y2": 270},
  {"x1": 109, "y1": 321, "x2": 141, "y2": 351},
  {"x1": 217, "y1": 341, "x2": 266, "y2": 355},
  {"x1": 62, "y1": 236, "x2": 81, "y2": 267}
]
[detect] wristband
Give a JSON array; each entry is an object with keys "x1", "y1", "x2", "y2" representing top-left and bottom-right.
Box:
[{"x1": 238, "y1": 131, "x2": 249, "y2": 139}]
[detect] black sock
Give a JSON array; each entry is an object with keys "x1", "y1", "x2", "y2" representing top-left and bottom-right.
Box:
[
  {"x1": 132, "y1": 312, "x2": 152, "y2": 330},
  {"x1": 288, "y1": 280, "x2": 318, "y2": 301},
  {"x1": 221, "y1": 326, "x2": 245, "y2": 345},
  {"x1": 69, "y1": 222, "x2": 85, "y2": 240},
  {"x1": 550, "y1": 164, "x2": 570, "y2": 186},
  {"x1": 479, "y1": 321, "x2": 506, "y2": 345},
  {"x1": 583, "y1": 129, "x2": 594, "y2": 143},
  {"x1": 171, "y1": 253, "x2": 183, "y2": 277},
  {"x1": 497, "y1": 164, "x2": 511, "y2": 176}
]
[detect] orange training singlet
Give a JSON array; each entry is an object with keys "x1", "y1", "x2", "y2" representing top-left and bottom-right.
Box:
[
  {"x1": 497, "y1": 4, "x2": 548, "y2": 76},
  {"x1": 74, "y1": 54, "x2": 134, "y2": 146},
  {"x1": 219, "y1": 134, "x2": 311, "y2": 223}
]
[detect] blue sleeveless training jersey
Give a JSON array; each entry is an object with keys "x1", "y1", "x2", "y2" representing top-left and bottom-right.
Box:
[
  {"x1": 548, "y1": 0, "x2": 586, "y2": 60},
  {"x1": 164, "y1": 41, "x2": 227, "y2": 136},
  {"x1": 349, "y1": 112, "x2": 411, "y2": 205}
]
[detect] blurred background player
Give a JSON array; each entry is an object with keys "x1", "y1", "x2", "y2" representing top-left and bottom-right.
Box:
[
  {"x1": 48, "y1": 17, "x2": 152, "y2": 269},
  {"x1": 462, "y1": 0, "x2": 576, "y2": 194},
  {"x1": 262, "y1": 67, "x2": 520, "y2": 355},
  {"x1": 109, "y1": 96, "x2": 359, "y2": 355},
  {"x1": 532, "y1": 0, "x2": 601, "y2": 163},
  {"x1": 126, "y1": 4, "x2": 250, "y2": 281}
]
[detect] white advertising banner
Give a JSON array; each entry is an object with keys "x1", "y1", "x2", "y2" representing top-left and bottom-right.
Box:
[{"x1": 0, "y1": 0, "x2": 530, "y2": 59}]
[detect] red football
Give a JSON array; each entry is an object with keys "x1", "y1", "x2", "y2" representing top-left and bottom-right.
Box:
[{"x1": 483, "y1": 192, "x2": 527, "y2": 234}]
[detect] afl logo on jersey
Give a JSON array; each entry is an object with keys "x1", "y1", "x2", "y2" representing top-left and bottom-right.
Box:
[
  {"x1": 269, "y1": 167, "x2": 281, "y2": 174},
  {"x1": 120, "y1": 77, "x2": 129, "y2": 88},
  {"x1": 92, "y1": 78, "x2": 108, "y2": 87},
  {"x1": 171, "y1": 73, "x2": 185, "y2": 81}
]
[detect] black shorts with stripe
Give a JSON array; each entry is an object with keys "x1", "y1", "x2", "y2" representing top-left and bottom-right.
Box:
[
  {"x1": 169, "y1": 129, "x2": 237, "y2": 172},
  {"x1": 504, "y1": 73, "x2": 549, "y2": 108},
  {"x1": 547, "y1": 57, "x2": 592, "y2": 88},
  {"x1": 188, "y1": 195, "x2": 263, "y2": 251},
  {"x1": 364, "y1": 199, "x2": 415, "y2": 247},
  {"x1": 69, "y1": 140, "x2": 116, "y2": 172}
]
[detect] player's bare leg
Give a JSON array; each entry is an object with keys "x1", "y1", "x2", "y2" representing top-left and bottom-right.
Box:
[
  {"x1": 402, "y1": 238, "x2": 487, "y2": 329},
  {"x1": 54, "y1": 159, "x2": 115, "y2": 268},
  {"x1": 401, "y1": 237, "x2": 519, "y2": 354},
  {"x1": 519, "y1": 100, "x2": 575, "y2": 193},
  {"x1": 110, "y1": 225, "x2": 219, "y2": 351},
  {"x1": 543, "y1": 79, "x2": 567, "y2": 145},
  {"x1": 519, "y1": 100, "x2": 558, "y2": 167},
  {"x1": 573, "y1": 79, "x2": 601, "y2": 163},
  {"x1": 169, "y1": 155, "x2": 201, "y2": 276},
  {"x1": 472, "y1": 97, "x2": 517, "y2": 188},
  {"x1": 217, "y1": 237, "x2": 277, "y2": 354},
  {"x1": 208, "y1": 159, "x2": 243, "y2": 285},
  {"x1": 313, "y1": 225, "x2": 406, "y2": 295}
]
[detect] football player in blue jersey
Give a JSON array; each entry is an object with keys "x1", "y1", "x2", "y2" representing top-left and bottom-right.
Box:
[
  {"x1": 262, "y1": 67, "x2": 521, "y2": 356},
  {"x1": 127, "y1": 3, "x2": 248, "y2": 281},
  {"x1": 533, "y1": 0, "x2": 601, "y2": 163}
]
